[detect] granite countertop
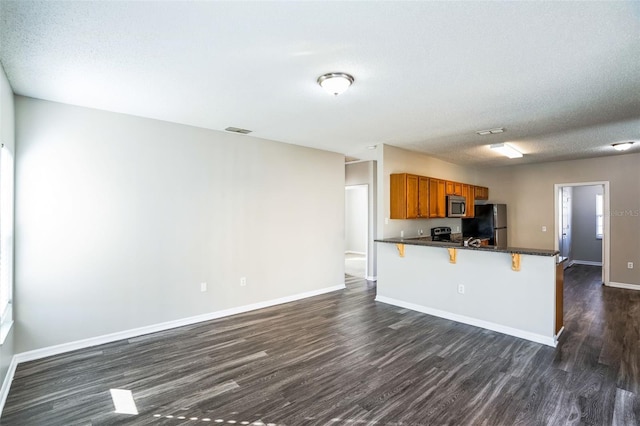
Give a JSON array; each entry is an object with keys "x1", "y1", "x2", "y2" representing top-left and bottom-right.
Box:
[{"x1": 375, "y1": 237, "x2": 560, "y2": 257}]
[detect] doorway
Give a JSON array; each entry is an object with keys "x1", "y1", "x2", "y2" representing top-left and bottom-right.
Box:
[
  {"x1": 345, "y1": 185, "x2": 368, "y2": 278},
  {"x1": 555, "y1": 182, "x2": 609, "y2": 284}
]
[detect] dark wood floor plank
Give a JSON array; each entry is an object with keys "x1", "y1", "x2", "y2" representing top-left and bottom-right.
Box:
[{"x1": 2, "y1": 267, "x2": 639, "y2": 425}]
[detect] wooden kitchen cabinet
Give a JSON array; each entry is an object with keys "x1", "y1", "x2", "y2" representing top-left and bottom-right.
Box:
[
  {"x1": 461, "y1": 184, "x2": 475, "y2": 218},
  {"x1": 429, "y1": 178, "x2": 446, "y2": 218},
  {"x1": 445, "y1": 181, "x2": 462, "y2": 196},
  {"x1": 474, "y1": 186, "x2": 489, "y2": 200},
  {"x1": 418, "y1": 176, "x2": 429, "y2": 219},
  {"x1": 390, "y1": 174, "x2": 429, "y2": 219}
]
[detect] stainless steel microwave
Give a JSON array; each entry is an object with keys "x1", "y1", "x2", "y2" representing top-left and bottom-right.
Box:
[{"x1": 447, "y1": 195, "x2": 466, "y2": 217}]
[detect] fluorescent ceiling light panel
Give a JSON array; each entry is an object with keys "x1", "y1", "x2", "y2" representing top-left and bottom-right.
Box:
[
  {"x1": 490, "y1": 143, "x2": 523, "y2": 159},
  {"x1": 612, "y1": 142, "x2": 634, "y2": 151},
  {"x1": 110, "y1": 389, "x2": 139, "y2": 415},
  {"x1": 476, "y1": 127, "x2": 504, "y2": 136}
]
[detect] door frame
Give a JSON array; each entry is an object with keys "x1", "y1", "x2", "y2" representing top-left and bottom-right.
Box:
[
  {"x1": 345, "y1": 184, "x2": 369, "y2": 278},
  {"x1": 554, "y1": 181, "x2": 609, "y2": 285}
]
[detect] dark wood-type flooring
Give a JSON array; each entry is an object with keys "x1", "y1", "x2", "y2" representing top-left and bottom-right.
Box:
[{"x1": 2, "y1": 265, "x2": 639, "y2": 425}]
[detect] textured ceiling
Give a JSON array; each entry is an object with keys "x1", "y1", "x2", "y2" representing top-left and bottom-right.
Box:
[{"x1": 1, "y1": 1, "x2": 639, "y2": 167}]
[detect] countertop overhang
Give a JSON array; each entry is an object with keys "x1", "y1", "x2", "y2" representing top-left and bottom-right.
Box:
[{"x1": 375, "y1": 237, "x2": 559, "y2": 257}]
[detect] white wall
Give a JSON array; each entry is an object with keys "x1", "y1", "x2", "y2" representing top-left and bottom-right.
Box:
[
  {"x1": 345, "y1": 186, "x2": 367, "y2": 254},
  {"x1": 478, "y1": 153, "x2": 640, "y2": 285},
  {"x1": 572, "y1": 185, "x2": 603, "y2": 263},
  {"x1": 14, "y1": 96, "x2": 345, "y2": 352},
  {"x1": 0, "y1": 63, "x2": 15, "y2": 392},
  {"x1": 376, "y1": 242, "x2": 557, "y2": 346}
]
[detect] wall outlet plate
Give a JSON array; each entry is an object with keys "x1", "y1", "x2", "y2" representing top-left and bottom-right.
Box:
[
  {"x1": 240, "y1": 277, "x2": 247, "y2": 286},
  {"x1": 628, "y1": 262, "x2": 634, "y2": 269},
  {"x1": 200, "y1": 282, "x2": 207, "y2": 292},
  {"x1": 458, "y1": 284, "x2": 465, "y2": 294}
]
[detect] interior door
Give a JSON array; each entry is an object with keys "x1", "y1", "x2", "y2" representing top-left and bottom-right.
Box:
[{"x1": 560, "y1": 187, "x2": 572, "y2": 264}]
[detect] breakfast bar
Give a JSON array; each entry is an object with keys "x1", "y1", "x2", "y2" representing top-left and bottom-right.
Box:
[{"x1": 375, "y1": 238, "x2": 563, "y2": 346}]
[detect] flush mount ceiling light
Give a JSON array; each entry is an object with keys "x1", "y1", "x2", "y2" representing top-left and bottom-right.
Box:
[
  {"x1": 612, "y1": 141, "x2": 634, "y2": 151},
  {"x1": 317, "y1": 72, "x2": 354, "y2": 96},
  {"x1": 490, "y1": 143, "x2": 523, "y2": 159},
  {"x1": 476, "y1": 127, "x2": 505, "y2": 136}
]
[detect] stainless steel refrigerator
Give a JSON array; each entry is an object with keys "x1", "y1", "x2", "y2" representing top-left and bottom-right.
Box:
[{"x1": 462, "y1": 204, "x2": 508, "y2": 247}]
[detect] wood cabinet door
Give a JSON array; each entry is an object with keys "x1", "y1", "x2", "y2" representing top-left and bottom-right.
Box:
[
  {"x1": 418, "y1": 176, "x2": 429, "y2": 218},
  {"x1": 429, "y1": 178, "x2": 446, "y2": 218},
  {"x1": 445, "y1": 181, "x2": 455, "y2": 195},
  {"x1": 445, "y1": 181, "x2": 462, "y2": 196},
  {"x1": 406, "y1": 174, "x2": 419, "y2": 219},
  {"x1": 474, "y1": 186, "x2": 489, "y2": 200},
  {"x1": 462, "y1": 184, "x2": 475, "y2": 217},
  {"x1": 390, "y1": 173, "x2": 421, "y2": 219}
]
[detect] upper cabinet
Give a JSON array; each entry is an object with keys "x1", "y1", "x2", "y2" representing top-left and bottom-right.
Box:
[
  {"x1": 418, "y1": 176, "x2": 429, "y2": 219},
  {"x1": 390, "y1": 174, "x2": 429, "y2": 219},
  {"x1": 474, "y1": 186, "x2": 489, "y2": 200},
  {"x1": 429, "y1": 178, "x2": 446, "y2": 218},
  {"x1": 461, "y1": 184, "x2": 475, "y2": 218},
  {"x1": 390, "y1": 174, "x2": 488, "y2": 220},
  {"x1": 445, "y1": 181, "x2": 462, "y2": 196}
]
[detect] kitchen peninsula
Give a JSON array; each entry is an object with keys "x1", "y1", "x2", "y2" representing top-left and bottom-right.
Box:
[{"x1": 375, "y1": 237, "x2": 563, "y2": 346}]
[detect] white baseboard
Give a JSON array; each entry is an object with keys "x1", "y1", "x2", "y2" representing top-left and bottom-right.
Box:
[
  {"x1": 345, "y1": 251, "x2": 366, "y2": 256},
  {"x1": 0, "y1": 356, "x2": 18, "y2": 418},
  {"x1": 375, "y1": 295, "x2": 556, "y2": 347},
  {"x1": 569, "y1": 260, "x2": 602, "y2": 267},
  {"x1": 366, "y1": 275, "x2": 377, "y2": 281},
  {"x1": 607, "y1": 281, "x2": 640, "y2": 291},
  {"x1": 0, "y1": 283, "x2": 346, "y2": 417},
  {"x1": 15, "y1": 283, "x2": 346, "y2": 364}
]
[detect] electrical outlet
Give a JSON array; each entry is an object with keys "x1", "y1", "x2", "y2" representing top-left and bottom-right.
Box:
[
  {"x1": 240, "y1": 277, "x2": 247, "y2": 286},
  {"x1": 385, "y1": 217, "x2": 389, "y2": 225},
  {"x1": 200, "y1": 282, "x2": 207, "y2": 292},
  {"x1": 628, "y1": 262, "x2": 634, "y2": 269},
  {"x1": 458, "y1": 284, "x2": 465, "y2": 294},
  {"x1": 400, "y1": 230, "x2": 404, "y2": 238},
  {"x1": 542, "y1": 226, "x2": 547, "y2": 232}
]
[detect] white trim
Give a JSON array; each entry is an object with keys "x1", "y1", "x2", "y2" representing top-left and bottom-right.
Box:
[
  {"x1": 607, "y1": 281, "x2": 640, "y2": 291},
  {"x1": 555, "y1": 326, "x2": 565, "y2": 341},
  {"x1": 13, "y1": 284, "x2": 345, "y2": 365},
  {"x1": 0, "y1": 283, "x2": 342, "y2": 416},
  {"x1": 0, "y1": 319, "x2": 12, "y2": 345},
  {"x1": 375, "y1": 295, "x2": 557, "y2": 347},
  {"x1": 365, "y1": 275, "x2": 377, "y2": 281},
  {"x1": 554, "y1": 181, "x2": 610, "y2": 285},
  {"x1": 0, "y1": 355, "x2": 18, "y2": 417},
  {"x1": 345, "y1": 251, "x2": 366, "y2": 256},
  {"x1": 569, "y1": 260, "x2": 603, "y2": 267}
]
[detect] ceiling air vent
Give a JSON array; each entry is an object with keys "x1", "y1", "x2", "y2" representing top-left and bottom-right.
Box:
[
  {"x1": 225, "y1": 127, "x2": 252, "y2": 134},
  {"x1": 476, "y1": 127, "x2": 505, "y2": 136}
]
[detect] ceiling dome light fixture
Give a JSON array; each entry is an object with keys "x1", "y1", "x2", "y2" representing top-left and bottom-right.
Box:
[
  {"x1": 317, "y1": 72, "x2": 354, "y2": 96},
  {"x1": 490, "y1": 143, "x2": 523, "y2": 159},
  {"x1": 612, "y1": 142, "x2": 634, "y2": 151}
]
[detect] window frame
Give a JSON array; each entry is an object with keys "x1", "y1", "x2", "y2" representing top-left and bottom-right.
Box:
[
  {"x1": 595, "y1": 193, "x2": 604, "y2": 240},
  {"x1": 0, "y1": 144, "x2": 14, "y2": 344}
]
